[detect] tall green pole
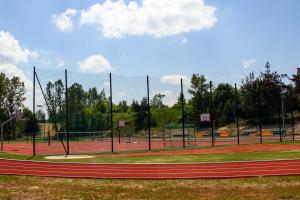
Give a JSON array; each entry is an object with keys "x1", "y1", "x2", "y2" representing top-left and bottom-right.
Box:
[
  {"x1": 33, "y1": 66, "x2": 36, "y2": 156},
  {"x1": 210, "y1": 81, "x2": 214, "y2": 146},
  {"x1": 258, "y1": 81, "x2": 262, "y2": 144},
  {"x1": 235, "y1": 83, "x2": 240, "y2": 145},
  {"x1": 147, "y1": 76, "x2": 151, "y2": 150},
  {"x1": 181, "y1": 79, "x2": 185, "y2": 148},
  {"x1": 65, "y1": 69, "x2": 69, "y2": 155},
  {"x1": 110, "y1": 73, "x2": 114, "y2": 153}
]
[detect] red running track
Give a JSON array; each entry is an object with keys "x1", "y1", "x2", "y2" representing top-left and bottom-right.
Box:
[{"x1": 1, "y1": 159, "x2": 300, "y2": 179}]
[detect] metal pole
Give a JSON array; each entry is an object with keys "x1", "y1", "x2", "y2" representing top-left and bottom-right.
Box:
[
  {"x1": 43, "y1": 121, "x2": 45, "y2": 142},
  {"x1": 33, "y1": 66, "x2": 36, "y2": 156},
  {"x1": 188, "y1": 130, "x2": 190, "y2": 146},
  {"x1": 278, "y1": 105, "x2": 282, "y2": 142},
  {"x1": 109, "y1": 73, "x2": 114, "y2": 153},
  {"x1": 118, "y1": 128, "x2": 121, "y2": 144},
  {"x1": 292, "y1": 110, "x2": 295, "y2": 141},
  {"x1": 181, "y1": 79, "x2": 185, "y2": 148},
  {"x1": 210, "y1": 81, "x2": 214, "y2": 146},
  {"x1": 0, "y1": 97, "x2": 1, "y2": 150},
  {"x1": 147, "y1": 76, "x2": 151, "y2": 150},
  {"x1": 235, "y1": 83, "x2": 240, "y2": 145},
  {"x1": 258, "y1": 80, "x2": 262, "y2": 144},
  {"x1": 48, "y1": 128, "x2": 50, "y2": 146},
  {"x1": 1, "y1": 124, "x2": 3, "y2": 151},
  {"x1": 280, "y1": 84, "x2": 285, "y2": 138},
  {"x1": 65, "y1": 69, "x2": 69, "y2": 155}
]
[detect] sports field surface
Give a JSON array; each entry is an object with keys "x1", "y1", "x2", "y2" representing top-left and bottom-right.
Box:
[
  {"x1": 1, "y1": 158, "x2": 300, "y2": 179},
  {"x1": 1, "y1": 143, "x2": 300, "y2": 199},
  {"x1": 1, "y1": 135, "x2": 296, "y2": 155},
  {"x1": 0, "y1": 143, "x2": 300, "y2": 179}
]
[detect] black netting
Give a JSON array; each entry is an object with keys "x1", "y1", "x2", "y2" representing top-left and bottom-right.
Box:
[{"x1": 2, "y1": 67, "x2": 296, "y2": 156}]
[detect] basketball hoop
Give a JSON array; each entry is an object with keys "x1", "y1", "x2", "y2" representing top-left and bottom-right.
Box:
[
  {"x1": 200, "y1": 113, "x2": 210, "y2": 122},
  {"x1": 119, "y1": 120, "x2": 125, "y2": 128}
]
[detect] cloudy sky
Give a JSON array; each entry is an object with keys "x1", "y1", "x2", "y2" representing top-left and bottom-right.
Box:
[{"x1": 0, "y1": 0, "x2": 299, "y2": 106}]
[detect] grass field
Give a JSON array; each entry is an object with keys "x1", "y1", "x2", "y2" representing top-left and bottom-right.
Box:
[
  {"x1": 2, "y1": 150, "x2": 300, "y2": 163},
  {"x1": 1, "y1": 175, "x2": 300, "y2": 199},
  {"x1": 1, "y1": 147, "x2": 300, "y2": 199}
]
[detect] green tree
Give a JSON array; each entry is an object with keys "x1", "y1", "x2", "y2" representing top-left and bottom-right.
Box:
[
  {"x1": 22, "y1": 108, "x2": 39, "y2": 135},
  {"x1": 188, "y1": 74, "x2": 210, "y2": 129},
  {"x1": 131, "y1": 98, "x2": 150, "y2": 131},
  {"x1": 259, "y1": 62, "x2": 282, "y2": 123},
  {"x1": 240, "y1": 71, "x2": 259, "y2": 122},
  {"x1": 0, "y1": 73, "x2": 9, "y2": 123},
  {"x1": 151, "y1": 94, "x2": 166, "y2": 108},
  {"x1": 68, "y1": 83, "x2": 87, "y2": 131},
  {"x1": 6, "y1": 76, "x2": 26, "y2": 138},
  {"x1": 54, "y1": 80, "x2": 65, "y2": 122},
  {"x1": 213, "y1": 83, "x2": 235, "y2": 125},
  {"x1": 36, "y1": 109, "x2": 46, "y2": 122},
  {"x1": 290, "y1": 68, "x2": 300, "y2": 109},
  {"x1": 118, "y1": 100, "x2": 129, "y2": 112}
]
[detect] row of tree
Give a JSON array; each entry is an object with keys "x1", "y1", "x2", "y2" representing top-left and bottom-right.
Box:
[
  {"x1": 188, "y1": 62, "x2": 296, "y2": 129},
  {"x1": 42, "y1": 62, "x2": 299, "y2": 133},
  {"x1": 0, "y1": 73, "x2": 37, "y2": 138},
  {"x1": 0, "y1": 62, "x2": 299, "y2": 138}
]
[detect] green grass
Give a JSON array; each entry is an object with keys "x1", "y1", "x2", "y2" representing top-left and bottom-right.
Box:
[
  {"x1": 1, "y1": 175, "x2": 300, "y2": 199},
  {"x1": 2, "y1": 150, "x2": 300, "y2": 164},
  {"x1": 43, "y1": 151, "x2": 300, "y2": 163}
]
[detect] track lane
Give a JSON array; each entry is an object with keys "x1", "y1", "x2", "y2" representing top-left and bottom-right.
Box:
[{"x1": 1, "y1": 159, "x2": 300, "y2": 179}]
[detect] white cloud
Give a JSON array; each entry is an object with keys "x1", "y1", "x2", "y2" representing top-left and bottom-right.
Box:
[
  {"x1": 79, "y1": 54, "x2": 112, "y2": 74},
  {"x1": 0, "y1": 64, "x2": 32, "y2": 92},
  {"x1": 117, "y1": 91, "x2": 127, "y2": 98},
  {"x1": 103, "y1": 81, "x2": 110, "y2": 87},
  {"x1": 57, "y1": 59, "x2": 65, "y2": 67},
  {"x1": 242, "y1": 59, "x2": 256, "y2": 69},
  {"x1": 0, "y1": 30, "x2": 36, "y2": 93},
  {"x1": 80, "y1": 0, "x2": 217, "y2": 38},
  {"x1": 182, "y1": 36, "x2": 188, "y2": 44},
  {"x1": 0, "y1": 31, "x2": 35, "y2": 64},
  {"x1": 52, "y1": 8, "x2": 77, "y2": 32},
  {"x1": 160, "y1": 74, "x2": 189, "y2": 85}
]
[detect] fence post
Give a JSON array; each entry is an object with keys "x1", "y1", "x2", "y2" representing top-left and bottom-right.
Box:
[
  {"x1": 118, "y1": 128, "x2": 121, "y2": 144},
  {"x1": 181, "y1": 79, "x2": 185, "y2": 148},
  {"x1": 0, "y1": 102, "x2": 3, "y2": 151},
  {"x1": 33, "y1": 66, "x2": 36, "y2": 156},
  {"x1": 278, "y1": 107, "x2": 282, "y2": 142},
  {"x1": 258, "y1": 80, "x2": 262, "y2": 144},
  {"x1": 0, "y1": 99, "x2": 2, "y2": 150},
  {"x1": 235, "y1": 83, "x2": 240, "y2": 145},
  {"x1": 278, "y1": 87, "x2": 283, "y2": 142},
  {"x1": 210, "y1": 81, "x2": 214, "y2": 146},
  {"x1": 147, "y1": 76, "x2": 151, "y2": 151},
  {"x1": 65, "y1": 69, "x2": 70, "y2": 155},
  {"x1": 291, "y1": 110, "x2": 295, "y2": 141},
  {"x1": 109, "y1": 73, "x2": 114, "y2": 153}
]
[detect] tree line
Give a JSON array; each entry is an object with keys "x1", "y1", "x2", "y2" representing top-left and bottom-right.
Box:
[
  {"x1": 0, "y1": 73, "x2": 37, "y2": 138},
  {"x1": 0, "y1": 62, "x2": 299, "y2": 138}
]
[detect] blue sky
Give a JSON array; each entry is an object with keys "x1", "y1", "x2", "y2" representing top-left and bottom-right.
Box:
[{"x1": 0, "y1": 0, "x2": 299, "y2": 106}]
